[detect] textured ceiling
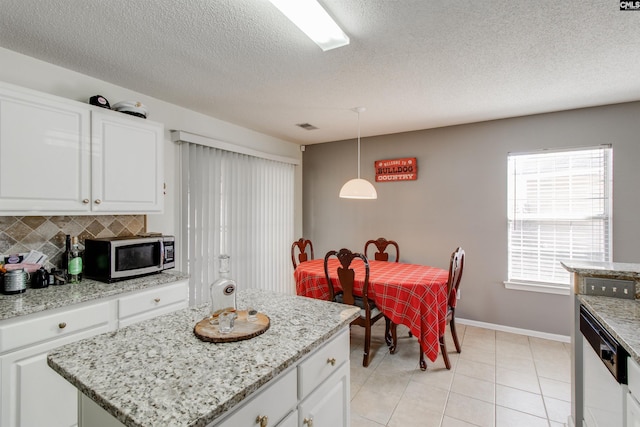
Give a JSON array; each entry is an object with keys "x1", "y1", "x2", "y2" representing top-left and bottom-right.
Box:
[{"x1": 0, "y1": 0, "x2": 639, "y2": 145}]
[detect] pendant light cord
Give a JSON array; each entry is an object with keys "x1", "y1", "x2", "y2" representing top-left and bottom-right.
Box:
[{"x1": 357, "y1": 109, "x2": 361, "y2": 179}]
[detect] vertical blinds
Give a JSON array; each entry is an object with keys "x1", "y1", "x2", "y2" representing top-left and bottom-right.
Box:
[
  {"x1": 181, "y1": 142, "x2": 295, "y2": 306},
  {"x1": 507, "y1": 146, "x2": 612, "y2": 286}
]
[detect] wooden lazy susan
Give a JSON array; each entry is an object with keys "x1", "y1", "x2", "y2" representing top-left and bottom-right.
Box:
[{"x1": 194, "y1": 310, "x2": 270, "y2": 343}]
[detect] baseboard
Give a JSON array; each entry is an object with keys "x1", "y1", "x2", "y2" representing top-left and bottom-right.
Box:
[{"x1": 456, "y1": 317, "x2": 570, "y2": 343}]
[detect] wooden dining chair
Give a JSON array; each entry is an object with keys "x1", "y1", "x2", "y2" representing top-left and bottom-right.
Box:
[
  {"x1": 324, "y1": 248, "x2": 386, "y2": 367},
  {"x1": 291, "y1": 238, "x2": 314, "y2": 269},
  {"x1": 424, "y1": 247, "x2": 465, "y2": 370},
  {"x1": 364, "y1": 237, "x2": 400, "y2": 262}
]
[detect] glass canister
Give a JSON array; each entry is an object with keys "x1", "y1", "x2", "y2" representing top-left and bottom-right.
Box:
[{"x1": 209, "y1": 255, "x2": 237, "y2": 319}]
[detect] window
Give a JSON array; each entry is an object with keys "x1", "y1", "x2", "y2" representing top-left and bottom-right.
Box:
[
  {"x1": 507, "y1": 146, "x2": 612, "y2": 291},
  {"x1": 180, "y1": 140, "x2": 296, "y2": 305}
]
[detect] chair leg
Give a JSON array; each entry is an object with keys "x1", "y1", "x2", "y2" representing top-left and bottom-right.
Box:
[
  {"x1": 450, "y1": 317, "x2": 461, "y2": 353},
  {"x1": 389, "y1": 322, "x2": 398, "y2": 354},
  {"x1": 384, "y1": 317, "x2": 392, "y2": 347},
  {"x1": 363, "y1": 324, "x2": 372, "y2": 367},
  {"x1": 439, "y1": 334, "x2": 451, "y2": 370}
]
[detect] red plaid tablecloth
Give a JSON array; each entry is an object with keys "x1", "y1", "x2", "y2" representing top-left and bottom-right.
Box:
[{"x1": 294, "y1": 258, "x2": 449, "y2": 362}]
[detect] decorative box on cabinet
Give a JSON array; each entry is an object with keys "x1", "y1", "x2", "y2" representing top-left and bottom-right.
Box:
[{"x1": 0, "y1": 81, "x2": 164, "y2": 215}]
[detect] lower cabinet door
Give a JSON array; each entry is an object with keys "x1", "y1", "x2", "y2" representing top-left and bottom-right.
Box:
[
  {"x1": 277, "y1": 410, "x2": 298, "y2": 427},
  {"x1": 1, "y1": 346, "x2": 78, "y2": 427},
  {"x1": 298, "y1": 362, "x2": 350, "y2": 427},
  {"x1": 628, "y1": 392, "x2": 640, "y2": 427}
]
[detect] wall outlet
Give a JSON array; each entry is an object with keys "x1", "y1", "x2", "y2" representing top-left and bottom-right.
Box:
[{"x1": 584, "y1": 277, "x2": 635, "y2": 299}]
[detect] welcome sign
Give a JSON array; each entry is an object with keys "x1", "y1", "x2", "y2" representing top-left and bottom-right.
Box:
[{"x1": 375, "y1": 157, "x2": 418, "y2": 182}]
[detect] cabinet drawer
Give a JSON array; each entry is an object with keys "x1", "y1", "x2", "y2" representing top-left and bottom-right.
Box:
[
  {"x1": 216, "y1": 368, "x2": 297, "y2": 427},
  {"x1": 629, "y1": 357, "x2": 640, "y2": 397},
  {"x1": 0, "y1": 301, "x2": 111, "y2": 353},
  {"x1": 118, "y1": 282, "x2": 188, "y2": 320},
  {"x1": 298, "y1": 328, "x2": 349, "y2": 399}
]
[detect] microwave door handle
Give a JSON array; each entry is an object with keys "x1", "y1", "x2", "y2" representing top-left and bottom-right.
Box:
[{"x1": 159, "y1": 239, "x2": 165, "y2": 268}]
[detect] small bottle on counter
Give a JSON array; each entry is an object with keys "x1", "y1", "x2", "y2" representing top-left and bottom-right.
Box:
[
  {"x1": 209, "y1": 254, "x2": 237, "y2": 319},
  {"x1": 67, "y1": 236, "x2": 83, "y2": 284}
]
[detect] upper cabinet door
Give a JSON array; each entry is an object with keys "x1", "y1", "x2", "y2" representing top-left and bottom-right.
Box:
[
  {"x1": 0, "y1": 83, "x2": 91, "y2": 213},
  {"x1": 90, "y1": 109, "x2": 164, "y2": 213}
]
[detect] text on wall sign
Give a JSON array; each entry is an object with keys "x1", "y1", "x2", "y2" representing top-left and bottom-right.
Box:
[{"x1": 375, "y1": 157, "x2": 418, "y2": 182}]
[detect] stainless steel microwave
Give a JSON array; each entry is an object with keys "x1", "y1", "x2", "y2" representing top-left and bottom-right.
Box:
[{"x1": 84, "y1": 235, "x2": 175, "y2": 282}]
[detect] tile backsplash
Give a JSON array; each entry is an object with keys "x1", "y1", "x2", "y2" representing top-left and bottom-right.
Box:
[{"x1": 0, "y1": 215, "x2": 146, "y2": 270}]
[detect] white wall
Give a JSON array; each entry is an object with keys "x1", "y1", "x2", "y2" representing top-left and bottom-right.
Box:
[
  {"x1": 0, "y1": 47, "x2": 303, "y2": 271},
  {"x1": 303, "y1": 102, "x2": 640, "y2": 336}
]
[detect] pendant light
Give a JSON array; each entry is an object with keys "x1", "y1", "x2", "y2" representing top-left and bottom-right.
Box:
[{"x1": 339, "y1": 107, "x2": 377, "y2": 199}]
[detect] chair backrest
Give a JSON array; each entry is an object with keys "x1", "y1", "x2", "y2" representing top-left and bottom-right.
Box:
[
  {"x1": 291, "y1": 238, "x2": 314, "y2": 269},
  {"x1": 364, "y1": 237, "x2": 400, "y2": 262},
  {"x1": 447, "y1": 247, "x2": 465, "y2": 308},
  {"x1": 324, "y1": 248, "x2": 370, "y2": 306}
]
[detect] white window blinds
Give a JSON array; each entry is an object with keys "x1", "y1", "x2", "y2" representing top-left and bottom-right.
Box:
[
  {"x1": 180, "y1": 142, "x2": 295, "y2": 306},
  {"x1": 507, "y1": 146, "x2": 612, "y2": 287}
]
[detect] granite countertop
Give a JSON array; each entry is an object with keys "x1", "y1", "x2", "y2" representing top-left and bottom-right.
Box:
[
  {"x1": 48, "y1": 289, "x2": 360, "y2": 427},
  {"x1": 578, "y1": 294, "x2": 640, "y2": 364},
  {"x1": 561, "y1": 261, "x2": 640, "y2": 279},
  {"x1": 0, "y1": 271, "x2": 189, "y2": 321},
  {"x1": 562, "y1": 260, "x2": 640, "y2": 364}
]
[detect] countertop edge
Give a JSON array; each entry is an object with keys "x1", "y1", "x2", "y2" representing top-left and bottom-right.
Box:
[
  {"x1": 577, "y1": 294, "x2": 640, "y2": 365},
  {"x1": 47, "y1": 291, "x2": 360, "y2": 427}
]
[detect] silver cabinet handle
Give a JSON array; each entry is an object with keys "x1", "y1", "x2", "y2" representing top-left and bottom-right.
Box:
[
  {"x1": 256, "y1": 415, "x2": 268, "y2": 427},
  {"x1": 303, "y1": 417, "x2": 314, "y2": 427},
  {"x1": 327, "y1": 357, "x2": 336, "y2": 366},
  {"x1": 82, "y1": 199, "x2": 90, "y2": 204},
  {"x1": 154, "y1": 298, "x2": 161, "y2": 303},
  {"x1": 94, "y1": 199, "x2": 102, "y2": 205},
  {"x1": 58, "y1": 322, "x2": 67, "y2": 329}
]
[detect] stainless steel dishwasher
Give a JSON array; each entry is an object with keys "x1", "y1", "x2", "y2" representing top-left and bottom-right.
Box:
[{"x1": 580, "y1": 304, "x2": 628, "y2": 427}]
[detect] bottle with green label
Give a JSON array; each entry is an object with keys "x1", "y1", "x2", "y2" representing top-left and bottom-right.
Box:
[{"x1": 67, "y1": 236, "x2": 83, "y2": 284}]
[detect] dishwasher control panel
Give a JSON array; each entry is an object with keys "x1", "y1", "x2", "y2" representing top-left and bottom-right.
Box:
[{"x1": 584, "y1": 277, "x2": 635, "y2": 299}]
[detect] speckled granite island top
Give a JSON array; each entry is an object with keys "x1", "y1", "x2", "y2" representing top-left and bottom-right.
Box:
[
  {"x1": 48, "y1": 289, "x2": 360, "y2": 427},
  {"x1": 562, "y1": 260, "x2": 640, "y2": 364},
  {"x1": 0, "y1": 271, "x2": 189, "y2": 321},
  {"x1": 561, "y1": 260, "x2": 640, "y2": 280},
  {"x1": 578, "y1": 295, "x2": 640, "y2": 364}
]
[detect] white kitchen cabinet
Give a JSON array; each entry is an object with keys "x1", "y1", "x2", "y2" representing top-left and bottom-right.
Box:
[
  {"x1": 297, "y1": 329, "x2": 350, "y2": 427},
  {"x1": 90, "y1": 109, "x2": 164, "y2": 213},
  {"x1": 0, "y1": 300, "x2": 114, "y2": 427},
  {"x1": 215, "y1": 369, "x2": 297, "y2": 427},
  {"x1": 0, "y1": 279, "x2": 188, "y2": 427},
  {"x1": 0, "y1": 81, "x2": 91, "y2": 213},
  {"x1": 628, "y1": 357, "x2": 640, "y2": 427},
  {"x1": 298, "y1": 363, "x2": 350, "y2": 427},
  {"x1": 117, "y1": 280, "x2": 188, "y2": 327},
  {"x1": 76, "y1": 326, "x2": 351, "y2": 427},
  {"x1": 0, "y1": 81, "x2": 164, "y2": 215}
]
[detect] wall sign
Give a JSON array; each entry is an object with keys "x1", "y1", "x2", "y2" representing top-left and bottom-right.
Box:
[{"x1": 375, "y1": 157, "x2": 418, "y2": 182}]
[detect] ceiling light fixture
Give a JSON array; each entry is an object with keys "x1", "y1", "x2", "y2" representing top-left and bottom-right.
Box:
[
  {"x1": 268, "y1": 0, "x2": 350, "y2": 51},
  {"x1": 339, "y1": 107, "x2": 377, "y2": 200}
]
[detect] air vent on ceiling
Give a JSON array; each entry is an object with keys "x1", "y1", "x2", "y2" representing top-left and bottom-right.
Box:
[{"x1": 296, "y1": 123, "x2": 318, "y2": 131}]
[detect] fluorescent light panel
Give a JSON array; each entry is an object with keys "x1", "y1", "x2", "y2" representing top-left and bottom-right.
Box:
[{"x1": 269, "y1": 0, "x2": 349, "y2": 51}]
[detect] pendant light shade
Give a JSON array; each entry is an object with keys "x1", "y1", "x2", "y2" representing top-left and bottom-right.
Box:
[
  {"x1": 339, "y1": 107, "x2": 377, "y2": 199},
  {"x1": 339, "y1": 178, "x2": 378, "y2": 199}
]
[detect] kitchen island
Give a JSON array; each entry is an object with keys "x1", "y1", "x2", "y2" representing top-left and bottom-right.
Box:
[
  {"x1": 0, "y1": 271, "x2": 190, "y2": 427},
  {"x1": 562, "y1": 261, "x2": 640, "y2": 427},
  {"x1": 47, "y1": 289, "x2": 360, "y2": 427}
]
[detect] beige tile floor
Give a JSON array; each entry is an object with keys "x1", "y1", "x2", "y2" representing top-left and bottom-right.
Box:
[{"x1": 349, "y1": 321, "x2": 571, "y2": 427}]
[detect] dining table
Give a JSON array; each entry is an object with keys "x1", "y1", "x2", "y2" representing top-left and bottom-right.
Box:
[{"x1": 294, "y1": 258, "x2": 450, "y2": 364}]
